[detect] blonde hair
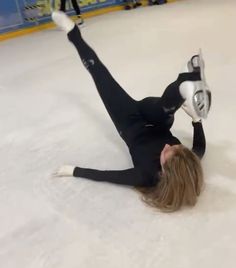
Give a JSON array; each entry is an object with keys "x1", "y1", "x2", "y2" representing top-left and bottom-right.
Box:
[{"x1": 137, "y1": 145, "x2": 204, "y2": 212}]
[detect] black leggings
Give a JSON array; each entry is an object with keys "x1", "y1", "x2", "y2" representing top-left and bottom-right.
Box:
[
  {"x1": 67, "y1": 26, "x2": 200, "y2": 146},
  {"x1": 60, "y1": 0, "x2": 81, "y2": 16}
]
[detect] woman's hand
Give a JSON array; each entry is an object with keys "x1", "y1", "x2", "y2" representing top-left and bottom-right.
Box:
[
  {"x1": 181, "y1": 101, "x2": 201, "y2": 122},
  {"x1": 53, "y1": 165, "x2": 75, "y2": 177}
]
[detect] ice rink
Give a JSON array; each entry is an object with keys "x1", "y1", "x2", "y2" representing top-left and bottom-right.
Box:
[{"x1": 0, "y1": 0, "x2": 236, "y2": 267}]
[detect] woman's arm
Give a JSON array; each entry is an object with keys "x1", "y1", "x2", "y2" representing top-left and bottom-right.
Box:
[
  {"x1": 191, "y1": 121, "x2": 206, "y2": 159},
  {"x1": 181, "y1": 101, "x2": 206, "y2": 158},
  {"x1": 55, "y1": 165, "x2": 148, "y2": 187}
]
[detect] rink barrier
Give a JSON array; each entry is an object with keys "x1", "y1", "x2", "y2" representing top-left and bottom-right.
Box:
[{"x1": 0, "y1": 0, "x2": 177, "y2": 42}]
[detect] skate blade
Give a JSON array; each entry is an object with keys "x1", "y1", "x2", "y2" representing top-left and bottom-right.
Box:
[{"x1": 197, "y1": 49, "x2": 211, "y2": 118}]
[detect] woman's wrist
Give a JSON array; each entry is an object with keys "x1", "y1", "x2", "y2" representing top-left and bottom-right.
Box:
[{"x1": 192, "y1": 118, "x2": 202, "y2": 123}]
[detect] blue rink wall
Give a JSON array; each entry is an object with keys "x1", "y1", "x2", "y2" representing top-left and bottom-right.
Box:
[
  {"x1": 0, "y1": 0, "x2": 174, "y2": 39},
  {"x1": 0, "y1": 0, "x2": 122, "y2": 34}
]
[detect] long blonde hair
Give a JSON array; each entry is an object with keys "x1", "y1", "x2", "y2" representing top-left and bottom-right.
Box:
[{"x1": 137, "y1": 145, "x2": 204, "y2": 212}]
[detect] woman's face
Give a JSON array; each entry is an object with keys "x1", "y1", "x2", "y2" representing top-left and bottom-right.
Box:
[{"x1": 160, "y1": 144, "x2": 180, "y2": 167}]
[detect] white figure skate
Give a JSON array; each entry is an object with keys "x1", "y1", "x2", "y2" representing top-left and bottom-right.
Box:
[{"x1": 187, "y1": 49, "x2": 212, "y2": 119}]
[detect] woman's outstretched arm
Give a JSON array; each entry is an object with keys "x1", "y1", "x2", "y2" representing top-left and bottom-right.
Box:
[
  {"x1": 192, "y1": 121, "x2": 206, "y2": 159},
  {"x1": 54, "y1": 165, "x2": 152, "y2": 187}
]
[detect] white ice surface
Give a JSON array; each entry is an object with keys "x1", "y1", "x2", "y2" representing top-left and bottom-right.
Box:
[{"x1": 0, "y1": 0, "x2": 236, "y2": 267}]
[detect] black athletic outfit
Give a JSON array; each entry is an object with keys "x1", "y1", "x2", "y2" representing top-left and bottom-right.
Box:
[
  {"x1": 67, "y1": 26, "x2": 206, "y2": 187},
  {"x1": 60, "y1": 0, "x2": 81, "y2": 16}
]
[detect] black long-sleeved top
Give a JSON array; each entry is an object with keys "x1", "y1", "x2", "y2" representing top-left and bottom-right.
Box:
[{"x1": 73, "y1": 121, "x2": 205, "y2": 187}]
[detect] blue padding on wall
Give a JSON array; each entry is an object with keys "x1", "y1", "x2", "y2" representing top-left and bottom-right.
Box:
[
  {"x1": 0, "y1": 0, "x2": 123, "y2": 34},
  {"x1": 0, "y1": 0, "x2": 23, "y2": 31}
]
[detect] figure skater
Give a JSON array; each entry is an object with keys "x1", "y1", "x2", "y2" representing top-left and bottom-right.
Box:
[
  {"x1": 59, "y1": 0, "x2": 83, "y2": 25},
  {"x1": 52, "y1": 11, "x2": 211, "y2": 212},
  {"x1": 123, "y1": 0, "x2": 142, "y2": 10}
]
